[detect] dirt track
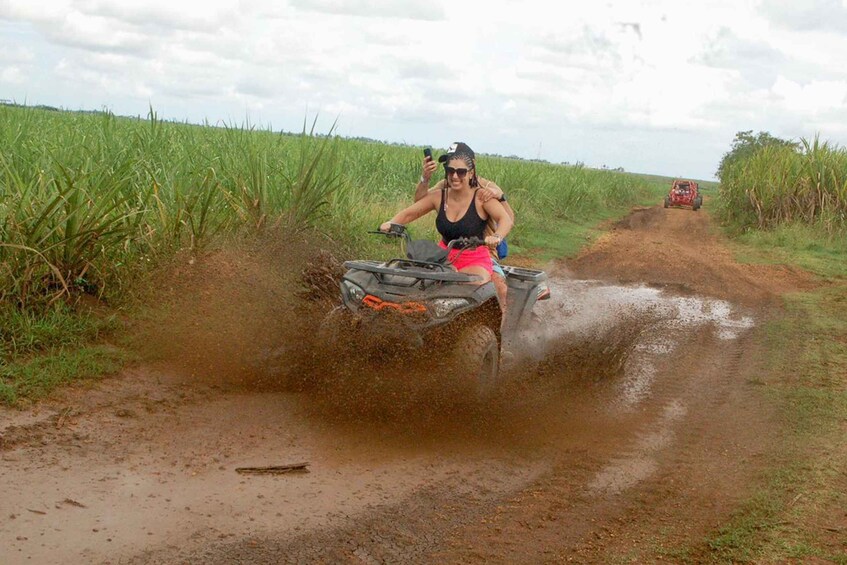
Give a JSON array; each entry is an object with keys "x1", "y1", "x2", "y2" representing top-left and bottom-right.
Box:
[{"x1": 0, "y1": 205, "x2": 814, "y2": 564}]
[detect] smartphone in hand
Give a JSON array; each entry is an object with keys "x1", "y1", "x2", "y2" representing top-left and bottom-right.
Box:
[{"x1": 423, "y1": 147, "x2": 432, "y2": 161}]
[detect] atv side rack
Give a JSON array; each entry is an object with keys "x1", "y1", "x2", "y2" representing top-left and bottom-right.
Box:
[
  {"x1": 501, "y1": 266, "x2": 548, "y2": 333},
  {"x1": 501, "y1": 265, "x2": 547, "y2": 282}
]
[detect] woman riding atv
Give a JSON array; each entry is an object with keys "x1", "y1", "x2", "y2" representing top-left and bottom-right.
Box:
[
  {"x1": 379, "y1": 142, "x2": 513, "y2": 286},
  {"x1": 414, "y1": 142, "x2": 514, "y2": 309}
]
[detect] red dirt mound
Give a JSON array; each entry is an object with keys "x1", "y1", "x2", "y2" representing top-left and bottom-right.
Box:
[{"x1": 569, "y1": 205, "x2": 818, "y2": 304}]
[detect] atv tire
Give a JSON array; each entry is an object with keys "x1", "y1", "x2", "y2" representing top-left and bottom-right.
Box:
[
  {"x1": 663, "y1": 196, "x2": 670, "y2": 208},
  {"x1": 693, "y1": 196, "x2": 702, "y2": 211},
  {"x1": 454, "y1": 324, "x2": 500, "y2": 398}
]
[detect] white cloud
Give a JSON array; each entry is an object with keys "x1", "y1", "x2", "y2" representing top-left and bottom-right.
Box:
[
  {"x1": 3, "y1": 0, "x2": 847, "y2": 179},
  {"x1": 1, "y1": 65, "x2": 24, "y2": 83},
  {"x1": 697, "y1": 28, "x2": 785, "y2": 88},
  {"x1": 761, "y1": 0, "x2": 847, "y2": 33},
  {"x1": 771, "y1": 76, "x2": 847, "y2": 114},
  {"x1": 0, "y1": 39, "x2": 34, "y2": 64},
  {"x1": 84, "y1": 0, "x2": 240, "y2": 32},
  {"x1": 290, "y1": 0, "x2": 445, "y2": 20}
]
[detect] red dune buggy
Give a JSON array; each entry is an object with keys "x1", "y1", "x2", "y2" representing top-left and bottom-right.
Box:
[{"x1": 664, "y1": 179, "x2": 703, "y2": 211}]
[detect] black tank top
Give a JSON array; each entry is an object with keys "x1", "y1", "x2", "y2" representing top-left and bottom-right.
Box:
[{"x1": 436, "y1": 189, "x2": 487, "y2": 244}]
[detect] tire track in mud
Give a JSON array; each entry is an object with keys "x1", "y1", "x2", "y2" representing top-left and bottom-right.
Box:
[
  {"x1": 565, "y1": 326, "x2": 777, "y2": 563},
  {"x1": 142, "y1": 470, "x2": 536, "y2": 564},
  {"x1": 413, "y1": 281, "x2": 770, "y2": 563}
]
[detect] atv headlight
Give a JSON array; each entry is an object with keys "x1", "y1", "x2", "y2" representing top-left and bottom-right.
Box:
[
  {"x1": 429, "y1": 298, "x2": 471, "y2": 318},
  {"x1": 341, "y1": 280, "x2": 366, "y2": 304}
]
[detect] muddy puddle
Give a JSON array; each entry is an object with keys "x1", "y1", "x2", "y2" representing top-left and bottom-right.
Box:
[
  {"x1": 514, "y1": 276, "x2": 756, "y2": 496},
  {"x1": 519, "y1": 277, "x2": 756, "y2": 407}
]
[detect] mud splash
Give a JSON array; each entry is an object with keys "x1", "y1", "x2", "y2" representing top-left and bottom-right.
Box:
[{"x1": 519, "y1": 277, "x2": 756, "y2": 410}]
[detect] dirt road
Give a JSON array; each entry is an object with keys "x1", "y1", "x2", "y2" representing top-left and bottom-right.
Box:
[{"x1": 1, "y1": 205, "x2": 814, "y2": 564}]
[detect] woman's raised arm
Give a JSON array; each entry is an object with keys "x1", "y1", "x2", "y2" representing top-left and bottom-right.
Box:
[{"x1": 481, "y1": 199, "x2": 513, "y2": 246}]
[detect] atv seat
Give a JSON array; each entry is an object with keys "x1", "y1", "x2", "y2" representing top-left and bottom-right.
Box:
[{"x1": 405, "y1": 240, "x2": 449, "y2": 264}]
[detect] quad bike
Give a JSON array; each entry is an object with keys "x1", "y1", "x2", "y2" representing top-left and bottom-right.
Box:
[
  {"x1": 664, "y1": 179, "x2": 703, "y2": 211},
  {"x1": 324, "y1": 223, "x2": 550, "y2": 397}
]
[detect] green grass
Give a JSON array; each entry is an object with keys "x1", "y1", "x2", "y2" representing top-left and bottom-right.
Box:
[
  {"x1": 689, "y1": 142, "x2": 847, "y2": 560},
  {"x1": 0, "y1": 104, "x2": 662, "y2": 306},
  {"x1": 512, "y1": 203, "x2": 637, "y2": 261},
  {"x1": 0, "y1": 344, "x2": 127, "y2": 405},
  {"x1": 717, "y1": 135, "x2": 847, "y2": 235},
  {"x1": 730, "y1": 222, "x2": 847, "y2": 279},
  {"x1": 706, "y1": 467, "x2": 807, "y2": 563},
  {"x1": 509, "y1": 167, "x2": 669, "y2": 261},
  {"x1": 0, "y1": 303, "x2": 123, "y2": 406},
  {"x1": 0, "y1": 303, "x2": 118, "y2": 357}
]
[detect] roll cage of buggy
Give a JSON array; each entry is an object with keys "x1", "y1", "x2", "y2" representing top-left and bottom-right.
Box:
[{"x1": 664, "y1": 179, "x2": 703, "y2": 211}]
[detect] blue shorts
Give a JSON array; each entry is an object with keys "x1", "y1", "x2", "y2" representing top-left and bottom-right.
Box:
[{"x1": 492, "y1": 259, "x2": 505, "y2": 279}]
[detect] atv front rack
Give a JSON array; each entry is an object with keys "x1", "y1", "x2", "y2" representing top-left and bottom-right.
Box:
[{"x1": 343, "y1": 260, "x2": 482, "y2": 287}]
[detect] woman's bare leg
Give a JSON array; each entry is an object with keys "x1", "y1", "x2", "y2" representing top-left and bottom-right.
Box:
[
  {"x1": 492, "y1": 272, "x2": 507, "y2": 312},
  {"x1": 459, "y1": 265, "x2": 491, "y2": 285}
]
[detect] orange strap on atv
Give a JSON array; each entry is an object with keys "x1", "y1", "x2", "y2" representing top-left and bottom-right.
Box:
[{"x1": 362, "y1": 295, "x2": 427, "y2": 314}]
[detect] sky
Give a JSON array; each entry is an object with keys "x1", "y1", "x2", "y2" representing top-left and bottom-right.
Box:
[{"x1": 2, "y1": 0, "x2": 847, "y2": 180}]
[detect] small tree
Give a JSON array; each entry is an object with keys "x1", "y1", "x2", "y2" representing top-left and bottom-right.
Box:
[{"x1": 716, "y1": 130, "x2": 798, "y2": 181}]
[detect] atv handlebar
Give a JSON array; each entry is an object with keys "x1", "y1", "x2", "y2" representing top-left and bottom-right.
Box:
[
  {"x1": 371, "y1": 225, "x2": 487, "y2": 266},
  {"x1": 372, "y1": 226, "x2": 485, "y2": 249},
  {"x1": 444, "y1": 237, "x2": 485, "y2": 252},
  {"x1": 370, "y1": 223, "x2": 409, "y2": 238}
]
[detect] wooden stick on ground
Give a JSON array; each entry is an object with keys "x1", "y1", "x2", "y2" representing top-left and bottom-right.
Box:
[{"x1": 235, "y1": 462, "x2": 310, "y2": 475}]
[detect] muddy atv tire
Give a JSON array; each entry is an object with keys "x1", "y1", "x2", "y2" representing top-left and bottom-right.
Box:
[
  {"x1": 663, "y1": 196, "x2": 671, "y2": 208},
  {"x1": 693, "y1": 196, "x2": 703, "y2": 211},
  {"x1": 453, "y1": 324, "x2": 500, "y2": 398}
]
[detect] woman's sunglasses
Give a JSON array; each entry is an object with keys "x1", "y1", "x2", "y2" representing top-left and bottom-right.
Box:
[{"x1": 444, "y1": 166, "x2": 471, "y2": 178}]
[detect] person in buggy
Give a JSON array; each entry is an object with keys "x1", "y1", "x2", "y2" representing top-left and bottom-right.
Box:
[
  {"x1": 413, "y1": 142, "x2": 514, "y2": 309},
  {"x1": 380, "y1": 142, "x2": 513, "y2": 287}
]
